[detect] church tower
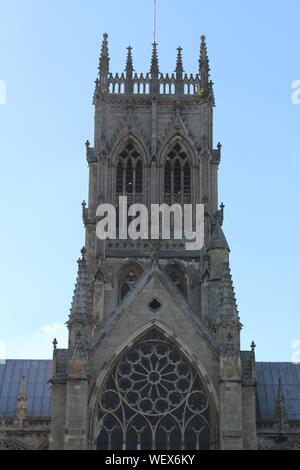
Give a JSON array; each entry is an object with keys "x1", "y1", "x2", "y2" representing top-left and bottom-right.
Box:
[{"x1": 49, "y1": 34, "x2": 257, "y2": 451}]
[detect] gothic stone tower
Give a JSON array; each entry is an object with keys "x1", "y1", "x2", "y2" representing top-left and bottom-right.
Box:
[{"x1": 49, "y1": 34, "x2": 257, "y2": 451}]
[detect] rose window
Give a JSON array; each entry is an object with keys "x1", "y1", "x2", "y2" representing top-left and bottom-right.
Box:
[{"x1": 96, "y1": 330, "x2": 211, "y2": 450}]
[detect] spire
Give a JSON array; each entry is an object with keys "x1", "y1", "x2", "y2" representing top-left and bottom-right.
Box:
[
  {"x1": 17, "y1": 376, "x2": 28, "y2": 427},
  {"x1": 68, "y1": 248, "x2": 92, "y2": 328},
  {"x1": 125, "y1": 46, "x2": 134, "y2": 94},
  {"x1": 219, "y1": 263, "x2": 239, "y2": 322},
  {"x1": 98, "y1": 33, "x2": 110, "y2": 92},
  {"x1": 199, "y1": 34, "x2": 210, "y2": 92}
]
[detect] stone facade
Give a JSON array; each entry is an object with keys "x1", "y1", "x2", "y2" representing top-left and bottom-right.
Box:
[
  {"x1": 1, "y1": 34, "x2": 299, "y2": 451},
  {"x1": 48, "y1": 33, "x2": 256, "y2": 451}
]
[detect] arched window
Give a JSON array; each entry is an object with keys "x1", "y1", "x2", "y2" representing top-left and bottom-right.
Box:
[
  {"x1": 96, "y1": 330, "x2": 212, "y2": 450},
  {"x1": 165, "y1": 264, "x2": 187, "y2": 297},
  {"x1": 116, "y1": 139, "x2": 143, "y2": 200},
  {"x1": 119, "y1": 263, "x2": 144, "y2": 301},
  {"x1": 163, "y1": 141, "x2": 191, "y2": 204}
]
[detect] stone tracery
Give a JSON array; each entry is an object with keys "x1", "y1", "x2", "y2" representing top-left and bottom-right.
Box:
[{"x1": 96, "y1": 330, "x2": 211, "y2": 450}]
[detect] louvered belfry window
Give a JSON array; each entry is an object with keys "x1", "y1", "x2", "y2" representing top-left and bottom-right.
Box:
[
  {"x1": 164, "y1": 142, "x2": 191, "y2": 204},
  {"x1": 116, "y1": 140, "x2": 143, "y2": 200}
]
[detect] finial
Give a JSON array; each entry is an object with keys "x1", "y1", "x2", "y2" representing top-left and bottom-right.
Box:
[
  {"x1": 53, "y1": 338, "x2": 58, "y2": 351},
  {"x1": 81, "y1": 247, "x2": 87, "y2": 260},
  {"x1": 99, "y1": 33, "x2": 109, "y2": 65},
  {"x1": 98, "y1": 33, "x2": 110, "y2": 91},
  {"x1": 175, "y1": 46, "x2": 184, "y2": 96},
  {"x1": 199, "y1": 34, "x2": 210, "y2": 91},
  {"x1": 125, "y1": 46, "x2": 134, "y2": 94},
  {"x1": 125, "y1": 46, "x2": 134, "y2": 73},
  {"x1": 214, "y1": 203, "x2": 225, "y2": 226},
  {"x1": 251, "y1": 341, "x2": 256, "y2": 354},
  {"x1": 200, "y1": 34, "x2": 208, "y2": 60},
  {"x1": 101, "y1": 33, "x2": 109, "y2": 55},
  {"x1": 175, "y1": 47, "x2": 184, "y2": 73},
  {"x1": 217, "y1": 142, "x2": 222, "y2": 151},
  {"x1": 150, "y1": 42, "x2": 159, "y2": 75},
  {"x1": 150, "y1": 42, "x2": 159, "y2": 95}
]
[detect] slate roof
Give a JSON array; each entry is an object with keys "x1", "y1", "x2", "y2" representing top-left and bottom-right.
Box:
[
  {"x1": 0, "y1": 360, "x2": 52, "y2": 418},
  {"x1": 256, "y1": 362, "x2": 300, "y2": 421},
  {"x1": 1, "y1": 359, "x2": 299, "y2": 423}
]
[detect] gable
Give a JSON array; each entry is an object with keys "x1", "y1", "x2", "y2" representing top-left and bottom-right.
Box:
[{"x1": 90, "y1": 269, "x2": 220, "y2": 391}]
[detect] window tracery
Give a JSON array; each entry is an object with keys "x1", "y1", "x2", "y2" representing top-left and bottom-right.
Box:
[
  {"x1": 96, "y1": 331, "x2": 211, "y2": 450},
  {"x1": 116, "y1": 140, "x2": 143, "y2": 200},
  {"x1": 164, "y1": 142, "x2": 191, "y2": 205}
]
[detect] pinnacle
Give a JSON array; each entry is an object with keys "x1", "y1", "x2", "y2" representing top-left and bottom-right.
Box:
[
  {"x1": 175, "y1": 46, "x2": 184, "y2": 74},
  {"x1": 219, "y1": 262, "x2": 239, "y2": 322},
  {"x1": 208, "y1": 223, "x2": 230, "y2": 252},
  {"x1": 69, "y1": 249, "x2": 92, "y2": 326},
  {"x1": 99, "y1": 32, "x2": 110, "y2": 79},
  {"x1": 151, "y1": 42, "x2": 159, "y2": 74},
  {"x1": 199, "y1": 34, "x2": 210, "y2": 91}
]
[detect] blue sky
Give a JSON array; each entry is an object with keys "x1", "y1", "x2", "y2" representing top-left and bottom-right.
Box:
[{"x1": 0, "y1": 0, "x2": 299, "y2": 361}]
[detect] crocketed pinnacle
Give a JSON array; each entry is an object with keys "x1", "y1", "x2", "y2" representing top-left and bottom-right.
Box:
[
  {"x1": 125, "y1": 46, "x2": 134, "y2": 74},
  {"x1": 68, "y1": 248, "x2": 92, "y2": 326},
  {"x1": 150, "y1": 42, "x2": 159, "y2": 75},
  {"x1": 219, "y1": 262, "x2": 239, "y2": 322},
  {"x1": 98, "y1": 32, "x2": 110, "y2": 78},
  {"x1": 199, "y1": 34, "x2": 210, "y2": 90},
  {"x1": 175, "y1": 46, "x2": 184, "y2": 74}
]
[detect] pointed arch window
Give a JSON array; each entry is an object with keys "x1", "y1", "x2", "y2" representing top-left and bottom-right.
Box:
[
  {"x1": 96, "y1": 330, "x2": 212, "y2": 450},
  {"x1": 165, "y1": 264, "x2": 187, "y2": 297},
  {"x1": 116, "y1": 139, "x2": 143, "y2": 200},
  {"x1": 163, "y1": 141, "x2": 191, "y2": 204},
  {"x1": 119, "y1": 263, "x2": 144, "y2": 301}
]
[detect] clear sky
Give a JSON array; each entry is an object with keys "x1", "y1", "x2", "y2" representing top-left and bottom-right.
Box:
[{"x1": 0, "y1": 0, "x2": 299, "y2": 361}]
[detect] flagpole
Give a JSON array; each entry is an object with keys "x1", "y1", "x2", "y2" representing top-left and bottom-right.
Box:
[{"x1": 153, "y1": 0, "x2": 157, "y2": 43}]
